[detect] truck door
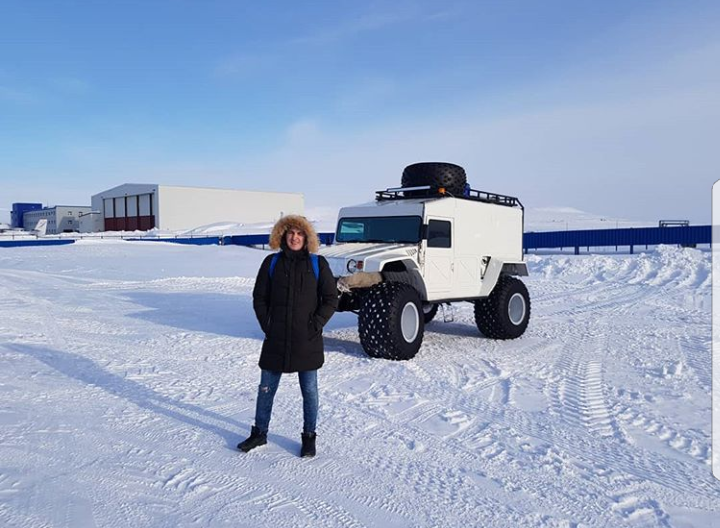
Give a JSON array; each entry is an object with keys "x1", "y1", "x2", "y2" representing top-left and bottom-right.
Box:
[{"x1": 424, "y1": 217, "x2": 454, "y2": 299}]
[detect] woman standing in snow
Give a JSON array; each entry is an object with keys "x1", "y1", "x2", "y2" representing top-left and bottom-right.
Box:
[{"x1": 239, "y1": 215, "x2": 338, "y2": 457}]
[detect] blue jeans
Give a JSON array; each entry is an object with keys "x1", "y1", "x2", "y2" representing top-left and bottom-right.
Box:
[{"x1": 254, "y1": 369, "x2": 318, "y2": 434}]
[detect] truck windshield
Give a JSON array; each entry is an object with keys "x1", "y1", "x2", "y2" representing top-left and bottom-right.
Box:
[{"x1": 336, "y1": 216, "x2": 422, "y2": 243}]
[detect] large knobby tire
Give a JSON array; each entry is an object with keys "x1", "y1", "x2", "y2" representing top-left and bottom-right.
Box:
[
  {"x1": 422, "y1": 303, "x2": 439, "y2": 324},
  {"x1": 474, "y1": 276, "x2": 531, "y2": 340},
  {"x1": 401, "y1": 162, "x2": 467, "y2": 196},
  {"x1": 358, "y1": 282, "x2": 425, "y2": 360}
]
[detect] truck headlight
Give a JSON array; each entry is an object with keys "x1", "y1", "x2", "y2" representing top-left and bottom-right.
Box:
[{"x1": 347, "y1": 259, "x2": 364, "y2": 273}]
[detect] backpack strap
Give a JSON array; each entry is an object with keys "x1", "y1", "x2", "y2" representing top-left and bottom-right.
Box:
[
  {"x1": 310, "y1": 254, "x2": 320, "y2": 281},
  {"x1": 269, "y1": 252, "x2": 320, "y2": 282},
  {"x1": 269, "y1": 252, "x2": 281, "y2": 278}
]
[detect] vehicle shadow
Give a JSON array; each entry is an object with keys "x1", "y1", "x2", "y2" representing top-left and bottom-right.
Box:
[
  {"x1": 424, "y1": 321, "x2": 484, "y2": 338},
  {"x1": 8, "y1": 343, "x2": 250, "y2": 451}
]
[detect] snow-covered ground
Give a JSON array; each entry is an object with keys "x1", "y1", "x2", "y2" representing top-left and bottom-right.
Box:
[{"x1": 0, "y1": 241, "x2": 716, "y2": 527}]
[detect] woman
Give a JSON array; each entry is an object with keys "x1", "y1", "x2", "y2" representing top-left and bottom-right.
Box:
[{"x1": 239, "y1": 215, "x2": 338, "y2": 457}]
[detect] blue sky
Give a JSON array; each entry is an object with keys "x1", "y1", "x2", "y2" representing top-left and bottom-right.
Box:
[{"x1": 1, "y1": 0, "x2": 718, "y2": 224}]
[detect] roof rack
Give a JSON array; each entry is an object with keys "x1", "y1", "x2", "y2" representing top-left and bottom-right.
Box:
[{"x1": 375, "y1": 185, "x2": 522, "y2": 209}]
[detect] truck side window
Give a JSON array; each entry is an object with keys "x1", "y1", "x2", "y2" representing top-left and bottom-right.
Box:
[{"x1": 427, "y1": 220, "x2": 451, "y2": 248}]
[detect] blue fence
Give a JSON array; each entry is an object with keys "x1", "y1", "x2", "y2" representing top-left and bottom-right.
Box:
[
  {"x1": 222, "y1": 233, "x2": 336, "y2": 247},
  {"x1": 127, "y1": 236, "x2": 222, "y2": 246},
  {"x1": 3, "y1": 227, "x2": 707, "y2": 254},
  {"x1": 0, "y1": 239, "x2": 76, "y2": 248},
  {"x1": 222, "y1": 234, "x2": 272, "y2": 246},
  {"x1": 524, "y1": 225, "x2": 710, "y2": 254},
  {"x1": 223, "y1": 228, "x2": 707, "y2": 255},
  {"x1": 176, "y1": 228, "x2": 708, "y2": 254}
]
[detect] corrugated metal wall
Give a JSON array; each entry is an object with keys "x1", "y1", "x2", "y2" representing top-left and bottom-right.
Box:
[{"x1": 524, "y1": 225, "x2": 710, "y2": 254}]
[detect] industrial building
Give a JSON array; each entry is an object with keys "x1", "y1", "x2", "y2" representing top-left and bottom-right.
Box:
[
  {"x1": 22, "y1": 206, "x2": 92, "y2": 234},
  {"x1": 11, "y1": 203, "x2": 42, "y2": 229},
  {"x1": 91, "y1": 184, "x2": 304, "y2": 232},
  {"x1": 78, "y1": 211, "x2": 103, "y2": 233}
]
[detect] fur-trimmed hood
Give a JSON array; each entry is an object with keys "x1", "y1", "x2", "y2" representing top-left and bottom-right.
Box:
[{"x1": 269, "y1": 215, "x2": 320, "y2": 253}]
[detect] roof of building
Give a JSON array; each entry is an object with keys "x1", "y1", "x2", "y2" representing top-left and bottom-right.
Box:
[
  {"x1": 93, "y1": 183, "x2": 302, "y2": 198},
  {"x1": 24, "y1": 205, "x2": 92, "y2": 212}
]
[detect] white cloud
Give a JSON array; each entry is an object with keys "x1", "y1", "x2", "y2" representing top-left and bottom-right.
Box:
[
  {"x1": 289, "y1": 9, "x2": 420, "y2": 46},
  {"x1": 10, "y1": 16, "x2": 716, "y2": 227},
  {"x1": 215, "y1": 3, "x2": 464, "y2": 78},
  {"x1": 236, "y1": 40, "x2": 719, "y2": 224}
]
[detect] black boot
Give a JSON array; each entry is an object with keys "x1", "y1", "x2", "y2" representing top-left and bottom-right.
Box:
[
  {"x1": 301, "y1": 432, "x2": 316, "y2": 458},
  {"x1": 238, "y1": 426, "x2": 267, "y2": 452}
]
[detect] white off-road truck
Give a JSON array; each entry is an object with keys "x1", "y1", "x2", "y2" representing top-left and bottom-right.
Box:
[{"x1": 319, "y1": 162, "x2": 530, "y2": 360}]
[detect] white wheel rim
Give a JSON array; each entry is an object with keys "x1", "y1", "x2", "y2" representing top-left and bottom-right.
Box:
[
  {"x1": 401, "y1": 302, "x2": 420, "y2": 342},
  {"x1": 508, "y1": 293, "x2": 526, "y2": 326}
]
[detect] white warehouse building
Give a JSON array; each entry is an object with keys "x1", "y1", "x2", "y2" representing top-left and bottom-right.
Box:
[
  {"x1": 24, "y1": 206, "x2": 92, "y2": 234},
  {"x1": 91, "y1": 184, "x2": 304, "y2": 232}
]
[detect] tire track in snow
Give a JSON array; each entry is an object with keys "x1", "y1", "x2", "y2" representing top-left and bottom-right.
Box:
[
  {"x1": 613, "y1": 401, "x2": 711, "y2": 465},
  {"x1": 542, "y1": 281, "x2": 654, "y2": 319},
  {"x1": 677, "y1": 332, "x2": 711, "y2": 392},
  {"x1": 322, "y1": 279, "x2": 716, "y2": 525},
  {"x1": 324, "y1": 341, "x2": 630, "y2": 525},
  {"x1": 549, "y1": 356, "x2": 619, "y2": 438},
  {"x1": 417, "y1": 274, "x2": 716, "y2": 525}
]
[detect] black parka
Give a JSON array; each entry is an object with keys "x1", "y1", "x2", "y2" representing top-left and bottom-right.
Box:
[{"x1": 253, "y1": 248, "x2": 338, "y2": 372}]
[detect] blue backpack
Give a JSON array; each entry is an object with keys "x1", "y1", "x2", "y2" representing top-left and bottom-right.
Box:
[{"x1": 269, "y1": 252, "x2": 320, "y2": 281}]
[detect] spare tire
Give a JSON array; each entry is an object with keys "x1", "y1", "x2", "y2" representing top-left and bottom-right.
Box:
[{"x1": 401, "y1": 162, "x2": 467, "y2": 196}]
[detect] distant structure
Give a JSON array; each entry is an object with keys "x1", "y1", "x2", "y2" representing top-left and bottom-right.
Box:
[
  {"x1": 78, "y1": 211, "x2": 103, "y2": 233},
  {"x1": 91, "y1": 184, "x2": 304, "y2": 232},
  {"x1": 658, "y1": 220, "x2": 690, "y2": 228},
  {"x1": 23, "y1": 206, "x2": 92, "y2": 234},
  {"x1": 11, "y1": 203, "x2": 42, "y2": 228}
]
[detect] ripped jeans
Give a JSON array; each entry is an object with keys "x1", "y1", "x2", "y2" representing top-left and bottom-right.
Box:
[{"x1": 253, "y1": 369, "x2": 318, "y2": 434}]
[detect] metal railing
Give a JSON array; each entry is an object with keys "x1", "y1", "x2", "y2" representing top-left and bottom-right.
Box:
[{"x1": 0, "y1": 239, "x2": 76, "y2": 248}]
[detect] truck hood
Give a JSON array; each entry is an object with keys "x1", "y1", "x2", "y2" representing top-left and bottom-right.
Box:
[{"x1": 319, "y1": 242, "x2": 419, "y2": 276}]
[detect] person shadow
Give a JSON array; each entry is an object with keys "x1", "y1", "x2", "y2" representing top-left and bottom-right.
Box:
[
  {"x1": 123, "y1": 290, "x2": 366, "y2": 361},
  {"x1": 19, "y1": 293, "x2": 366, "y2": 455},
  {"x1": 122, "y1": 291, "x2": 262, "y2": 339},
  {"x1": 8, "y1": 343, "x2": 255, "y2": 452}
]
